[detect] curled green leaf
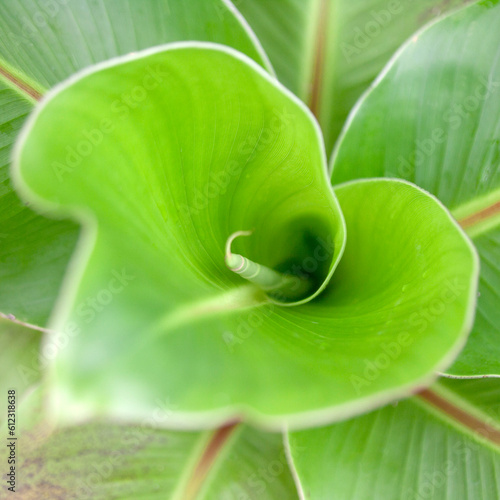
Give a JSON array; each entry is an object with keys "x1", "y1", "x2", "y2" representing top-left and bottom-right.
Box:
[{"x1": 13, "y1": 43, "x2": 478, "y2": 430}]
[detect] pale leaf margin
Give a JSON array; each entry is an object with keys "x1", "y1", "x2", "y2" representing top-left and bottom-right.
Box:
[
  {"x1": 222, "y1": 0, "x2": 276, "y2": 76},
  {"x1": 328, "y1": 1, "x2": 485, "y2": 174},
  {"x1": 10, "y1": 44, "x2": 479, "y2": 431},
  {"x1": 11, "y1": 41, "x2": 342, "y2": 431}
]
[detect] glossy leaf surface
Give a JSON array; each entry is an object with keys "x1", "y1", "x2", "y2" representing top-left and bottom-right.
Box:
[
  {"x1": 330, "y1": 0, "x2": 500, "y2": 376},
  {"x1": 13, "y1": 45, "x2": 477, "y2": 429},
  {"x1": 0, "y1": 0, "x2": 272, "y2": 325},
  {"x1": 288, "y1": 379, "x2": 500, "y2": 500},
  {"x1": 237, "y1": 0, "x2": 472, "y2": 152},
  {"x1": 15, "y1": 417, "x2": 297, "y2": 499}
]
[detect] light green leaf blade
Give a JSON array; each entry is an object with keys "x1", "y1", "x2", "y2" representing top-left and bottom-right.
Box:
[
  {"x1": 0, "y1": 81, "x2": 79, "y2": 325},
  {"x1": 0, "y1": 318, "x2": 41, "y2": 427},
  {"x1": 264, "y1": 179, "x2": 477, "y2": 425},
  {"x1": 0, "y1": 0, "x2": 272, "y2": 89},
  {"x1": 439, "y1": 377, "x2": 500, "y2": 422},
  {"x1": 330, "y1": 0, "x2": 500, "y2": 376},
  {"x1": 288, "y1": 381, "x2": 500, "y2": 500},
  {"x1": 13, "y1": 45, "x2": 476, "y2": 429},
  {"x1": 13, "y1": 44, "x2": 344, "y2": 428},
  {"x1": 15, "y1": 411, "x2": 297, "y2": 499},
  {"x1": 198, "y1": 426, "x2": 299, "y2": 500},
  {"x1": 236, "y1": 0, "x2": 472, "y2": 152},
  {"x1": 447, "y1": 227, "x2": 500, "y2": 376},
  {"x1": 0, "y1": 0, "x2": 273, "y2": 326}
]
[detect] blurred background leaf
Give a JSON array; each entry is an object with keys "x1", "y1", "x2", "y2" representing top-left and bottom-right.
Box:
[
  {"x1": 236, "y1": 0, "x2": 474, "y2": 152},
  {"x1": 288, "y1": 378, "x2": 500, "y2": 500}
]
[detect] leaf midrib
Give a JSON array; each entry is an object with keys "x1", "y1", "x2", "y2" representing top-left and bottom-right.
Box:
[
  {"x1": 458, "y1": 200, "x2": 500, "y2": 237},
  {"x1": 418, "y1": 387, "x2": 500, "y2": 449},
  {"x1": 2, "y1": 6, "x2": 499, "y2": 474},
  {"x1": 0, "y1": 57, "x2": 44, "y2": 101},
  {"x1": 308, "y1": 0, "x2": 329, "y2": 118},
  {"x1": 146, "y1": 285, "x2": 268, "y2": 341},
  {"x1": 179, "y1": 422, "x2": 240, "y2": 500}
]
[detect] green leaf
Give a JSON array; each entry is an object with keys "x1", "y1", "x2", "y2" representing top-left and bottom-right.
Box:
[
  {"x1": 13, "y1": 43, "x2": 341, "y2": 428},
  {"x1": 236, "y1": 0, "x2": 473, "y2": 152},
  {"x1": 447, "y1": 227, "x2": 500, "y2": 376},
  {"x1": 330, "y1": 0, "x2": 500, "y2": 208},
  {"x1": 0, "y1": 318, "x2": 41, "y2": 427},
  {"x1": 287, "y1": 380, "x2": 500, "y2": 500},
  {"x1": 12, "y1": 41, "x2": 478, "y2": 430},
  {"x1": 439, "y1": 377, "x2": 500, "y2": 422},
  {"x1": 16, "y1": 416, "x2": 298, "y2": 499},
  {"x1": 197, "y1": 426, "x2": 299, "y2": 500},
  {"x1": 330, "y1": 0, "x2": 500, "y2": 376},
  {"x1": 0, "y1": 0, "x2": 273, "y2": 325},
  {"x1": 0, "y1": 0, "x2": 272, "y2": 89},
  {"x1": 0, "y1": 81, "x2": 79, "y2": 325}
]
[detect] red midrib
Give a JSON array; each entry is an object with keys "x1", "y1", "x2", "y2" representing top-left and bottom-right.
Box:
[
  {"x1": 458, "y1": 200, "x2": 500, "y2": 229},
  {"x1": 419, "y1": 389, "x2": 500, "y2": 446},
  {"x1": 0, "y1": 65, "x2": 42, "y2": 101},
  {"x1": 183, "y1": 422, "x2": 239, "y2": 500},
  {"x1": 309, "y1": 0, "x2": 329, "y2": 118}
]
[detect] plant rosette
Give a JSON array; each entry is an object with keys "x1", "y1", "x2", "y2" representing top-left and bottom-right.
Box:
[{"x1": 12, "y1": 42, "x2": 478, "y2": 431}]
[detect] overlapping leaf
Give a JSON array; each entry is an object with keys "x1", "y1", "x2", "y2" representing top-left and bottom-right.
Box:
[
  {"x1": 13, "y1": 44, "x2": 477, "y2": 429},
  {"x1": 237, "y1": 0, "x2": 473, "y2": 152},
  {"x1": 0, "y1": 318, "x2": 41, "y2": 426},
  {"x1": 14, "y1": 399, "x2": 298, "y2": 499},
  {"x1": 330, "y1": 0, "x2": 500, "y2": 376},
  {"x1": 0, "y1": 0, "x2": 273, "y2": 325},
  {"x1": 288, "y1": 379, "x2": 500, "y2": 500}
]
